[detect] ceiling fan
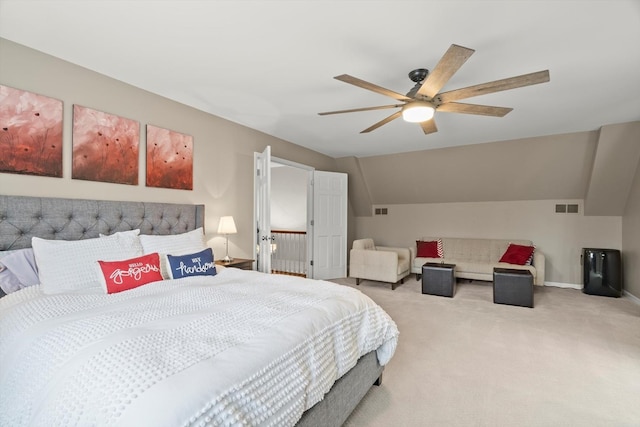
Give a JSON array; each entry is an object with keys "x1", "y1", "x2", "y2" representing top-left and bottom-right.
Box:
[{"x1": 318, "y1": 44, "x2": 550, "y2": 135}]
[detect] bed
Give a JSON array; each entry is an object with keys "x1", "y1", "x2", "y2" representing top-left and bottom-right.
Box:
[{"x1": 0, "y1": 195, "x2": 398, "y2": 427}]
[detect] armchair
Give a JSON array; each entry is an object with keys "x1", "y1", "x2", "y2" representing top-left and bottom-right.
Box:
[{"x1": 349, "y1": 238, "x2": 411, "y2": 290}]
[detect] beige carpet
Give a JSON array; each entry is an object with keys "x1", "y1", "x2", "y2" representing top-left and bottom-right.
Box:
[{"x1": 331, "y1": 276, "x2": 640, "y2": 427}]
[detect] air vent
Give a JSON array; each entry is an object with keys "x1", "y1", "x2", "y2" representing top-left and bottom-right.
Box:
[{"x1": 555, "y1": 203, "x2": 579, "y2": 214}]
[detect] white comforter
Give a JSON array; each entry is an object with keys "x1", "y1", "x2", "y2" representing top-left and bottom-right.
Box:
[{"x1": 0, "y1": 268, "x2": 398, "y2": 427}]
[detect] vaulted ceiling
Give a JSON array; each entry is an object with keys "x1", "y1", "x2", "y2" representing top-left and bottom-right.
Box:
[{"x1": 1, "y1": 1, "x2": 639, "y2": 159}]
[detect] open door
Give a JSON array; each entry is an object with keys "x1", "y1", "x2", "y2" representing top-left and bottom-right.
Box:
[
  {"x1": 311, "y1": 171, "x2": 348, "y2": 280},
  {"x1": 253, "y1": 146, "x2": 272, "y2": 273}
]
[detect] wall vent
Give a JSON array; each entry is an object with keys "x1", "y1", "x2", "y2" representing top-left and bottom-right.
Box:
[
  {"x1": 374, "y1": 208, "x2": 388, "y2": 215},
  {"x1": 555, "y1": 203, "x2": 579, "y2": 214}
]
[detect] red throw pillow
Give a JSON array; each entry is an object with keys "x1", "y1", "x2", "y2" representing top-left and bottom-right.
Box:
[
  {"x1": 98, "y1": 253, "x2": 163, "y2": 294},
  {"x1": 499, "y1": 244, "x2": 535, "y2": 265},
  {"x1": 416, "y1": 240, "x2": 441, "y2": 258}
]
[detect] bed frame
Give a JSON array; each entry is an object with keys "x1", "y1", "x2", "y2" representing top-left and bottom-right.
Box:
[{"x1": 0, "y1": 194, "x2": 382, "y2": 426}]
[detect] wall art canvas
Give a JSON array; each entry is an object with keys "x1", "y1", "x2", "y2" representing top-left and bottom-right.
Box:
[
  {"x1": 72, "y1": 105, "x2": 139, "y2": 185},
  {"x1": 146, "y1": 125, "x2": 193, "y2": 190},
  {"x1": 0, "y1": 85, "x2": 63, "y2": 177}
]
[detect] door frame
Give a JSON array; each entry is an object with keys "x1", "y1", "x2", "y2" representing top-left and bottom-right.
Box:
[
  {"x1": 272, "y1": 156, "x2": 315, "y2": 278},
  {"x1": 253, "y1": 150, "x2": 314, "y2": 275}
]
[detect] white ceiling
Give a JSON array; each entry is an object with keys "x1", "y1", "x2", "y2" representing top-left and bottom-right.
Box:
[{"x1": 1, "y1": 1, "x2": 639, "y2": 159}]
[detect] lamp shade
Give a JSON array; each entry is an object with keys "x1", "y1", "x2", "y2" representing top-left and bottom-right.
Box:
[
  {"x1": 217, "y1": 216, "x2": 237, "y2": 234},
  {"x1": 401, "y1": 101, "x2": 435, "y2": 123}
]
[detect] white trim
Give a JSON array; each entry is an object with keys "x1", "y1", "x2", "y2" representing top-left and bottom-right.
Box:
[
  {"x1": 544, "y1": 281, "x2": 639, "y2": 303},
  {"x1": 544, "y1": 281, "x2": 582, "y2": 290},
  {"x1": 271, "y1": 156, "x2": 315, "y2": 171},
  {"x1": 624, "y1": 290, "x2": 640, "y2": 305}
]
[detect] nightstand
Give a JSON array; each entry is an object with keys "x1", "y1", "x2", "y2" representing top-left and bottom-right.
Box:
[{"x1": 215, "y1": 258, "x2": 254, "y2": 270}]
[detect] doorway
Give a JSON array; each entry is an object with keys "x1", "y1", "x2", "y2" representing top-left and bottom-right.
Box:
[
  {"x1": 270, "y1": 159, "x2": 312, "y2": 277},
  {"x1": 253, "y1": 146, "x2": 348, "y2": 280}
]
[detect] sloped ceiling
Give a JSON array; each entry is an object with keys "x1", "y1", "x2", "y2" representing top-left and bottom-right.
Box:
[
  {"x1": 0, "y1": 0, "x2": 639, "y2": 158},
  {"x1": 584, "y1": 121, "x2": 640, "y2": 215},
  {"x1": 357, "y1": 131, "x2": 598, "y2": 203}
]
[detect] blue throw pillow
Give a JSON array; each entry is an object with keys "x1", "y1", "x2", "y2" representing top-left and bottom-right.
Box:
[{"x1": 166, "y1": 248, "x2": 217, "y2": 279}]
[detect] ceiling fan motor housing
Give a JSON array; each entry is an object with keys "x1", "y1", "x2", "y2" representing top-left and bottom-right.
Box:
[{"x1": 408, "y1": 68, "x2": 429, "y2": 83}]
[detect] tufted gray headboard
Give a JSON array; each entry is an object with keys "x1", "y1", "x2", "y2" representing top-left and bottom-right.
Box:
[{"x1": 0, "y1": 195, "x2": 205, "y2": 251}]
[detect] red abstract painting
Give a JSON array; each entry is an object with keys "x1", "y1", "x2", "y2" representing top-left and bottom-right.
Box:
[
  {"x1": 72, "y1": 105, "x2": 139, "y2": 185},
  {"x1": 0, "y1": 85, "x2": 63, "y2": 177},
  {"x1": 146, "y1": 125, "x2": 193, "y2": 190}
]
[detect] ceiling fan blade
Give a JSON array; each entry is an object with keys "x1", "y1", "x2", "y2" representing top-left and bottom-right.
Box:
[
  {"x1": 318, "y1": 104, "x2": 404, "y2": 116},
  {"x1": 438, "y1": 70, "x2": 550, "y2": 103},
  {"x1": 420, "y1": 119, "x2": 438, "y2": 135},
  {"x1": 360, "y1": 111, "x2": 402, "y2": 133},
  {"x1": 335, "y1": 74, "x2": 412, "y2": 102},
  {"x1": 437, "y1": 102, "x2": 513, "y2": 117},
  {"x1": 417, "y1": 44, "x2": 475, "y2": 99}
]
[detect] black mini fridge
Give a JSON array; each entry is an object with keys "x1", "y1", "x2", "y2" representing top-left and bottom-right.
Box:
[{"x1": 582, "y1": 248, "x2": 622, "y2": 297}]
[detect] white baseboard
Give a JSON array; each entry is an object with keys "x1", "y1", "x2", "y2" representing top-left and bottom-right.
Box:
[
  {"x1": 543, "y1": 282, "x2": 640, "y2": 305},
  {"x1": 624, "y1": 290, "x2": 640, "y2": 305},
  {"x1": 544, "y1": 281, "x2": 582, "y2": 290}
]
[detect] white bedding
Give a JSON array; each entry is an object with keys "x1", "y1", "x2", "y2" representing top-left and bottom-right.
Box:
[{"x1": 0, "y1": 268, "x2": 398, "y2": 427}]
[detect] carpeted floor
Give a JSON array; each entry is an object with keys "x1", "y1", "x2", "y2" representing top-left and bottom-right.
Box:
[{"x1": 332, "y1": 276, "x2": 640, "y2": 427}]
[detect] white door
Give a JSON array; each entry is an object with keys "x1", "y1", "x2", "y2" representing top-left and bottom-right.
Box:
[
  {"x1": 312, "y1": 171, "x2": 348, "y2": 280},
  {"x1": 253, "y1": 146, "x2": 272, "y2": 273}
]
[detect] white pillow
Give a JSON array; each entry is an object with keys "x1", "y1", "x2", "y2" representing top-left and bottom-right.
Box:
[
  {"x1": 139, "y1": 228, "x2": 207, "y2": 278},
  {"x1": 32, "y1": 233, "x2": 143, "y2": 294},
  {"x1": 0, "y1": 248, "x2": 39, "y2": 294}
]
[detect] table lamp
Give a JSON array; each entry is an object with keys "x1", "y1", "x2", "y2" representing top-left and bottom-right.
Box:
[{"x1": 217, "y1": 216, "x2": 237, "y2": 262}]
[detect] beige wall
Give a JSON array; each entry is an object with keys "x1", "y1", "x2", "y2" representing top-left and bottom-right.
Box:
[
  {"x1": 622, "y1": 161, "x2": 640, "y2": 298},
  {"x1": 271, "y1": 166, "x2": 307, "y2": 231},
  {"x1": 0, "y1": 38, "x2": 335, "y2": 260},
  {"x1": 2, "y1": 38, "x2": 636, "y2": 295},
  {"x1": 355, "y1": 200, "x2": 621, "y2": 286}
]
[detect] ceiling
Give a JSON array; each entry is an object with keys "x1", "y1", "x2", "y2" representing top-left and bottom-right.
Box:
[{"x1": 1, "y1": 1, "x2": 639, "y2": 159}]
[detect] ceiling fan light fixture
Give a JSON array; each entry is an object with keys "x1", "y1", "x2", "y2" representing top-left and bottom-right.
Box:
[{"x1": 401, "y1": 102, "x2": 435, "y2": 123}]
